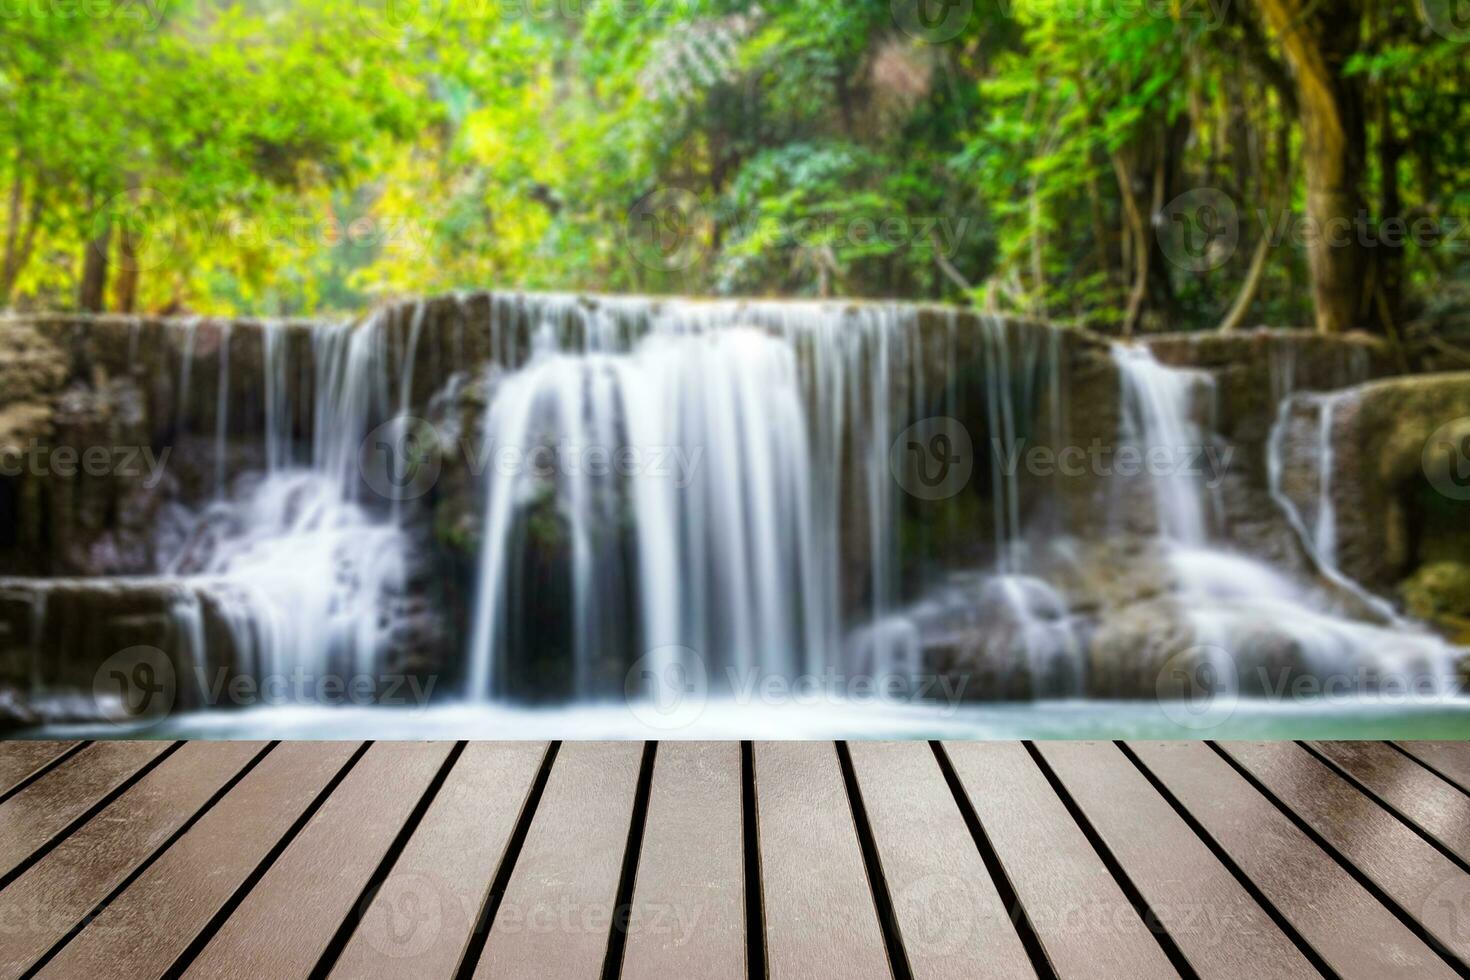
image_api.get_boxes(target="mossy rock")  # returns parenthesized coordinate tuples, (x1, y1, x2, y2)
(1401, 561, 1470, 642)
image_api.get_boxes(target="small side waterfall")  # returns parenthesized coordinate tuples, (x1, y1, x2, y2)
(163, 313, 414, 684)
(1117, 345, 1460, 694)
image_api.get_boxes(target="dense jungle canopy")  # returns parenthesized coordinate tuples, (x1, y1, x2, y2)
(1, 0, 1467, 338)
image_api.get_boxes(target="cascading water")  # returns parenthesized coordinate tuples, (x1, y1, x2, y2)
(162, 312, 413, 686)
(463, 297, 934, 700)
(1116, 345, 1460, 695)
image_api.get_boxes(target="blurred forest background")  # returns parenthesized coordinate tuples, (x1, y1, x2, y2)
(2, 0, 1467, 338)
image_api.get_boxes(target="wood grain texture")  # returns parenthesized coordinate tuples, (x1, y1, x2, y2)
(329, 741, 549, 980)
(619, 742, 745, 980)
(1220, 741, 1470, 965)
(848, 741, 1035, 980)
(473, 740, 646, 980)
(182, 741, 455, 980)
(1394, 742, 1470, 795)
(1308, 741, 1470, 864)
(0, 740, 173, 880)
(0, 741, 81, 797)
(35, 741, 362, 980)
(0, 740, 267, 980)
(1130, 741, 1458, 980)
(753, 741, 891, 980)
(1036, 741, 1315, 980)
(941, 742, 1176, 980)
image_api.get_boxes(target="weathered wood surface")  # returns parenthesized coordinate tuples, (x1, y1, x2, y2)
(0, 738, 1467, 979)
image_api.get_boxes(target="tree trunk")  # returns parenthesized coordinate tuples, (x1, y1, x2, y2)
(79, 219, 112, 313)
(1254, 0, 1368, 334)
(113, 228, 139, 314)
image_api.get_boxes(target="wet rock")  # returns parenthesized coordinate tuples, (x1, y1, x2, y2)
(1308, 373, 1470, 592)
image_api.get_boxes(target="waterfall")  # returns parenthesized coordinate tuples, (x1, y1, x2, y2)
(164, 312, 411, 685)
(174, 317, 201, 431)
(464, 296, 923, 699)
(214, 322, 231, 497)
(1266, 391, 1401, 622)
(1117, 345, 1460, 695)
(1114, 345, 1215, 546)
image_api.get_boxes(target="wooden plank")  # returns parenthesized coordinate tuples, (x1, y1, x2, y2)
(473, 740, 646, 980)
(848, 741, 1035, 980)
(182, 741, 455, 980)
(0, 742, 81, 798)
(1036, 741, 1315, 980)
(35, 741, 362, 980)
(1308, 741, 1470, 866)
(0, 740, 267, 979)
(1394, 742, 1470, 795)
(0, 741, 174, 880)
(1129, 741, 1457, 980)
(1220, 741, 1470, 965)
(329, 742, 549, 979)
(941, 742, 1176, 980)
(752, 741, 890, 980)
(619, 742, 745, 980)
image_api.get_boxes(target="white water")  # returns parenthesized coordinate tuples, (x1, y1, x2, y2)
(163, 313, 411, 684)
(1116, 345, 1460, 694)
(465, 296, 931, 700)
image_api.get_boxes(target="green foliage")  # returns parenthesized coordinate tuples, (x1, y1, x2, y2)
(0, 0, 1465, 331)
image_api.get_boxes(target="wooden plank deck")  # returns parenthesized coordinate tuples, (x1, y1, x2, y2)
(0, 739, 1467, 980)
